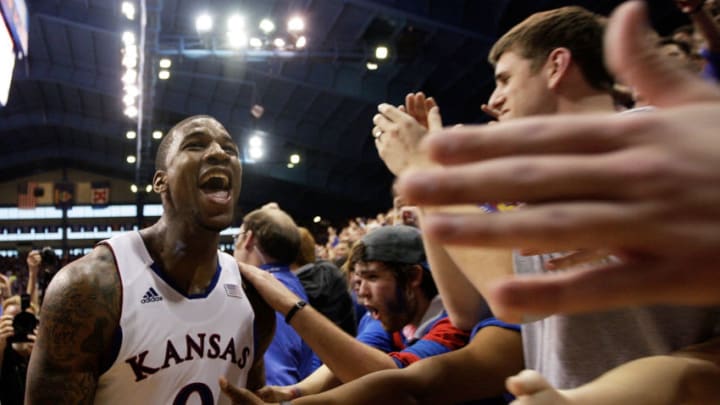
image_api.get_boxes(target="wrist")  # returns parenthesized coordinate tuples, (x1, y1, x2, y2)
(284, 300, 307, 324)
(288, 386, 302, 399)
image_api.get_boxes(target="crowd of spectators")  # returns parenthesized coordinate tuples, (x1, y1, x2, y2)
(5, 1, 720, 403)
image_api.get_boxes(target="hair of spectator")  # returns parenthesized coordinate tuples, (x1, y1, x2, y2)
(488, 6, 614, 92)
(242, 207, 301, 264)
(294, 227, 317, 266)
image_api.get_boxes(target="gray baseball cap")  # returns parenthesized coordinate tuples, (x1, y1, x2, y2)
(361, 225, 426, 265)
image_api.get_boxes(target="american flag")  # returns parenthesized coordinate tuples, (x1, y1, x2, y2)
(17, 182, 37, 209)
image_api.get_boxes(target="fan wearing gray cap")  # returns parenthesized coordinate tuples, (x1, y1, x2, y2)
(348, 225, 439, 336)
(222, 225, 470, 403)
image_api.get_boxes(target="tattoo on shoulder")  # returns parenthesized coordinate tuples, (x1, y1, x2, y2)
(27, 246, 122, 402)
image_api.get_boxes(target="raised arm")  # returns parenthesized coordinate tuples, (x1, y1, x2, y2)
(237, 263, 397, 384)
(26, 250, 41, 310)
(25, 246, 121, 404)
(373, 96, 511, 328)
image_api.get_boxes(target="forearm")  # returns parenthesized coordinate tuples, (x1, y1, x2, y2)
(565, 355, 720, 405)
(292, 369, 423, 405)
(294, 327, 522, 405)
(27, 269, 39, 309)
(288, 306, 397, 382)
(294, 364, 342, 396)
(419, 207, 487, 330)
(421, 205, 514, 323)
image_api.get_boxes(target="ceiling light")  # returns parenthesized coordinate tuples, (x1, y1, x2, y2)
(125, 84, 139, 97)
(130, 184, 138, 193)
(249, 135, 263, 148)
(295, 36, 306, 49)
(227, 31, 248, 48)
(227, 14, 245, 31)
(158, 58, 172, 68)
(158, 70, 170, 80)
(287, 16, 304, 32)
(124, 105, 138, 118)
(375, 45, 389, 60)
(259, 18, 275, 34)
(289, 154, 300, 164)
(249, 146, 263, 160)
(122, 54, 137, 68)
(145, 184, 153, 193)
(249, 37, 263, 48)
(122, 94, 136, 106)
(313, 216, 321, 223)
(152, 130, 163, 139)
(121, 2, 135, 20)
(126, 155, 137, 164)
(273, 38, 285, 49)
(122, 68, 137, 84)
(126, 130, 137, 139)
(124, 45, 138, 58)
(195, 14, 213, 33)
(366, 61, 378, 70)
(122, 31, 135, 45)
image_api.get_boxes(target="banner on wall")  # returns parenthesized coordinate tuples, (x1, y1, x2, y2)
(91, 181, 110, 208)
(53, 182, 75, 209)
(17, 181, 35, 209)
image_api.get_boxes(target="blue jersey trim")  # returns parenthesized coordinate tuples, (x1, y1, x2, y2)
(471, 317, 520, 339)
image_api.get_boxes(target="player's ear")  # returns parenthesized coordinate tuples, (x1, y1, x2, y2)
(153, 171, 167, 193)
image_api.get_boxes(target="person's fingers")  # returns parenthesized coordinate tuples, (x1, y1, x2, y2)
(425, 96, 437, 110)
(378, 103, 414, 125)
(489, 257, 720, 318)
(605, 1, 720, 107)
(219, 377, 265, 405)
(256, 386, 292, 402)
(426, 106, 443, 132)
(399, 153, 642, 206)
(506, 369, 553, 398)
(421, 113, 633, 166)
(405, 93, 420, 119)
(405, 93, 414, 111)
(417, 202, 654, 252)
(372, 113, 395, 131)
(237, 262, 264, 281)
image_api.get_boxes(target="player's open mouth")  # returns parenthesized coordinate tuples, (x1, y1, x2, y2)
(199, 172, 231, 201)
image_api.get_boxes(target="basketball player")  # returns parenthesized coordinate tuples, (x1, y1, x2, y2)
(25, 115, 274, 404)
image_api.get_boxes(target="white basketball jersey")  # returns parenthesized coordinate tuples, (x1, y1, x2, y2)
(94, 232, 255, 405)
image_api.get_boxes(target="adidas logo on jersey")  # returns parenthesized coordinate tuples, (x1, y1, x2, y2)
(140, 287, 163, 304)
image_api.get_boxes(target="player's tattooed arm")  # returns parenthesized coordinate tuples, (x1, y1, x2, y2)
(25, 245, 122, 404)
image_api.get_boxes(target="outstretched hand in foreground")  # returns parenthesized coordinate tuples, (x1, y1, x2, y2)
(396, 1, 720, 318)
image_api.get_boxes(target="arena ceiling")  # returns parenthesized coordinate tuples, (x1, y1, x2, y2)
(0, 0, 688, 223)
